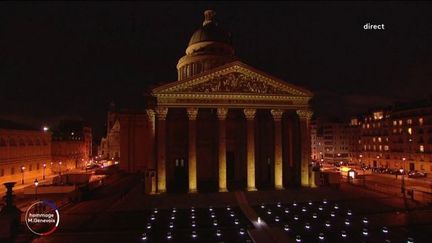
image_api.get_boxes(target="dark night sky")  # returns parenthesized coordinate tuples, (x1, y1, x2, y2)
(1, 2, 432, 140)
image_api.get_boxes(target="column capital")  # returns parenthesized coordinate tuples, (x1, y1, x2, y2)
(243, 108, 256, 120)
(186, 107, 199, 120)
(296, 110, 313, 120)
(146, 109, 155, 120)
(271, 109, 284, 121)
(217, 108, 228, 120)
(155, 106, 168, 120)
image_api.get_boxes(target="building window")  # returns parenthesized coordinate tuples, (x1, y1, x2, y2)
(379, 145, 382, 151)
(399, 120, 403, 126)
(378, 137, 382, 142)
(373, 137, 376, 142)
(373, 111, 383, 120)
(9, 138, 17, 146)
(393, 120, 397, 126)
(384, 145, 389, 151)
(407, 119, 412, 125)
(420, 145, 424, 152)
(419, 117, 424, 126)
(408, 127, 412, 135)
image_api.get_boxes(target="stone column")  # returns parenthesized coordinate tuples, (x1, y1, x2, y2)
(271, 109, 284, 190)
(244, 108, 257, 191)
(146, 109, 156, 166)
(156, 106, 168, 193)
(187, 107, 198, 193)
(217, 108, 228, 192)
(146, 109, 157, 194)
(297, 110, 313, 187)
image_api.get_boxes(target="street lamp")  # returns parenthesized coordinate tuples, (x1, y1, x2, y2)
(43, 163, 46, 180)
(59, 161, 62, 176)
(34, 179, 39, 200)
(21, 166, 25, 184)
(401, 157, 406, 194)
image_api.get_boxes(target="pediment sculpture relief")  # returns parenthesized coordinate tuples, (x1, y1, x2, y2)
(183, 72, 291, 94)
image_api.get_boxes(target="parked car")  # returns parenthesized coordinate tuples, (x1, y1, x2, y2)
(408, 170, 427, 178)
(361, 165, 371, 170)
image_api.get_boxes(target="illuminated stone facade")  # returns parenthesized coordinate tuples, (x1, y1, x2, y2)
(98, 104, 120, 160)
(51, 126, 92, 172)
(311, 120, 351, 164)
(0, 122, 52, 185)
(349, 104, 432, 175)
(118, 10, 314, 192)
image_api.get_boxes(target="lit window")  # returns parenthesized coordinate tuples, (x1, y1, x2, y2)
(384, 145, 389, 151)
(407, 119, 412, 125)
(386, 137, 389, 142)
(373, 111, 383, 120)
(393, 129, 397, 133)
(419, 118, 423, 126)
(420, 145, 424, 152)
(393, 120, 397, 126)
(363, 145, 367, 151)
(399, 120, 403, 126)
(408, 128, 412, 135)
(373, 145, 376, 151)
(366, 124, 370, 129)
(379, 145, 382, 151)
(378, 137, 382, 142)
(373, 137, 376, 142)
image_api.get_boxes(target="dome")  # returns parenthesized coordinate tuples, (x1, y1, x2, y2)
(188, 10, 232, 46)
(177, 10, 237, 80)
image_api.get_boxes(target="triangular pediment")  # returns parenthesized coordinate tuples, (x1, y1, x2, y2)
(152, 61, 312, 97)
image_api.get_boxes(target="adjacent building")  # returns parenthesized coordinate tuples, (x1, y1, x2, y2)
(98, 103, 120, 160)
(349, 101, 432, 175)
(0, 120, 52, 185)
(51, 120, 92, 172)
(311, 119, 350, 164)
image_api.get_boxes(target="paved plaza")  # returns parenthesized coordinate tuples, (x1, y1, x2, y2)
(15, 174, 431, 243)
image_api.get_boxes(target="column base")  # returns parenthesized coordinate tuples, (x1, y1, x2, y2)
(275, 185, 285, 190)
(219, 188, 228, 192)
(188, 189, 198, 193)
(247, 187, 257, 191)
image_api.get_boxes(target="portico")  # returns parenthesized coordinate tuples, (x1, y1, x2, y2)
(151, 62, 313, 193)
